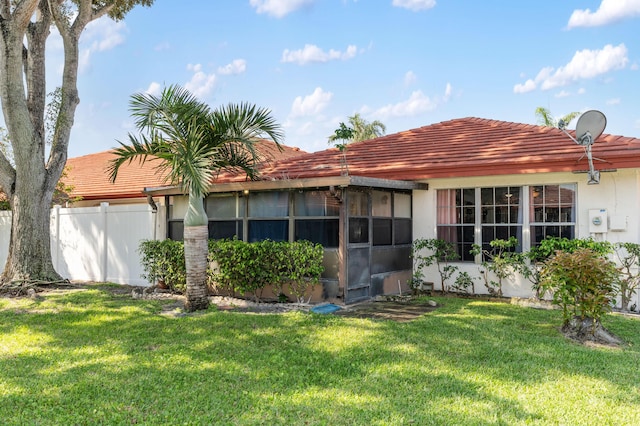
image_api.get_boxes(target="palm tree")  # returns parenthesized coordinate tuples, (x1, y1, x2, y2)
(327, 114, 386, 175)
(349, 113, 386, 142)
(535, 107, 580, 128)
(109, 85, 283, 311)
(328, 113, 386, 146)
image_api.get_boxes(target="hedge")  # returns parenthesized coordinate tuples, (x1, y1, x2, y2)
(139, 238, 324, 302)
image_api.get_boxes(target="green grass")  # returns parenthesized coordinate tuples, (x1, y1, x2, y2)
(1, 287, 639, 425)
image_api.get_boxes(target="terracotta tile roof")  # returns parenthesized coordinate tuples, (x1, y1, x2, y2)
(65, 117, 640, 198)
(234, 117, 640, 182)
(65, 140, 305, 200)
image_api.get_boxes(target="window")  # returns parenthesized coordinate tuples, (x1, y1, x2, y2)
(371, 191, 413, 246)
(294, 190, 340, 217)
(248, 220, 288, 242)
(247, 192, 289, 242)
(206, 195, 245, 240)
(208, 221, 243, 240)
(348, 191, 369, 244)
(530, 184, 576, 246)
(372, 190, 392, 217)
(248, 192, 288, 217)
(295, 219, 339, 247)
(437, 188, 476, 261)
(294, 190, 340, 247)
(480, 187, 522, 252)
(349, 218, 369, 244)
(206, 195, 245, 218)
(436, 184, 576, 261)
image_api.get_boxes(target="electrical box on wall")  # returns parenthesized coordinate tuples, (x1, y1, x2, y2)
(588, 209, 608, 233)
(609, 215, 627, 231)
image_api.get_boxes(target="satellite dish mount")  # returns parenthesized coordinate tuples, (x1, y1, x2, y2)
(558, 110, 607, 184)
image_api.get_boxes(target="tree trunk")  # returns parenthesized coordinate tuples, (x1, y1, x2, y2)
(562, 316, 623, 346)
(183, 225, 209, 312)
(1, 182, 60, 284)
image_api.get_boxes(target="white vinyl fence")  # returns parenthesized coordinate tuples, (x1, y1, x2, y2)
(0, 203, 161, 286)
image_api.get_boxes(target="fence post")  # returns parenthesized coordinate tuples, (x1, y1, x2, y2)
(52, 205, 61, 271)
(100, 202, 109, 282)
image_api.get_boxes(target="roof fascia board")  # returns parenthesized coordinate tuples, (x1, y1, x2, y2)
(143, 176, 427, 196)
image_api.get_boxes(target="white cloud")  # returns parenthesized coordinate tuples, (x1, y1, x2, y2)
(578, 87, 587, 95)
(567, 0, 640, 28)
(392, 0, 436, 12)
(374, 90, 437, 118)
(606, 98, 621, 105)
(154, 42, 171, 51)
(290, 87, 333, 117)
(404, 71, 417, 86)
(513, 79, 537, 94)
(185, 63, 217, 99)
(78, 17, 127, 73)
(443, 82, 452, 101)
(555, 90, 570, 98)
(282, 44, 358, 65)
(250, 0, 314, 18)
(146, 82, 162, 96)
(217, 59, 247, 75)
(513, 44, 628, 93)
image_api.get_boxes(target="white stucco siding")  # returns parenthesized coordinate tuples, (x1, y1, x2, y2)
(411, 170, 640, 304)
(414, 170, 640, 245)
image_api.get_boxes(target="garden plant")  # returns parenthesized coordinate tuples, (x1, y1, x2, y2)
(538, 247, 621, 344)
(411, 238, 460, 293)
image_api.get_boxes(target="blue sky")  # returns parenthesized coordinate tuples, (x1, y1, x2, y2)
(52, 0, 640, 157)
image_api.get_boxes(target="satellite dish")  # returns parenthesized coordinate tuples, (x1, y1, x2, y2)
(557, 110, 607, 184)
(575, 110, 606, 146)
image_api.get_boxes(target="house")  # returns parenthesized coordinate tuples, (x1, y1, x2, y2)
(53, 117, 640, 306)
(0, 140, 306, 285)
(64, 140, 306, 207)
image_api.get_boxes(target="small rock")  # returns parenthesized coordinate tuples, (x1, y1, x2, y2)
(27, 288, 38, 299)
(427, 300, 437, 307)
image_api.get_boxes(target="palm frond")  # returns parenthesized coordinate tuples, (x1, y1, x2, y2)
(211, 102, 284, 147)
(108, 133, 172, 183)
(110, 85, 283, 197)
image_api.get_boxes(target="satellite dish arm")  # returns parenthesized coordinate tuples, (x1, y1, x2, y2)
(558, 124, 580, 145)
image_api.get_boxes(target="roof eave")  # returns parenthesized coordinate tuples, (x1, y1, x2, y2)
(143, 175, 428, 196)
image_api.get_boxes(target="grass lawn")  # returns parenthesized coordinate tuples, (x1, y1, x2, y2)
(1, 286, 639, 425)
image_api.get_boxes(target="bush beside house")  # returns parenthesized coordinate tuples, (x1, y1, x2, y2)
(413, 236, 640, 344)
(139, 239, 324, 302)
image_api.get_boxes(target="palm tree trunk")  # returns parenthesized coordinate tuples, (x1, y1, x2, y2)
(183, 225, 210, 311)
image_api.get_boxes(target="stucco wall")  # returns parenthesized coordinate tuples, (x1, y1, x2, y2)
(412, 170, 640, 307)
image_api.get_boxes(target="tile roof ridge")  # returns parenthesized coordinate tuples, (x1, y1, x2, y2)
(67, 149, 116, 161)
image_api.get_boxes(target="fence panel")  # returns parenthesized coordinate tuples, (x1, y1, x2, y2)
(0, 211, 11, 269)
(0, 204, 157, 286)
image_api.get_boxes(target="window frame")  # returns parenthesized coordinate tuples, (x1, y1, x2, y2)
(436, 184, 577, 262)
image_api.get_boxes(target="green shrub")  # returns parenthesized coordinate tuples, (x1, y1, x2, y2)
(281, 240, 324, 303)
(538, 248, 619, 325)
(526, 237, 613, 297)
(471, 237, 527, 297)
(138, 239, 186, 292)
(528, 236, 612, 263)
(411, 238, 459, 293)
(208, 239, 282, 300)
(451, 271, 477, 294)
(613, 242, 640, 311)
(208, 239, 324, 302)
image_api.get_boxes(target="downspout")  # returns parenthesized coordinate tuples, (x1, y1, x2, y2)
(147, 195, 158, 240)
